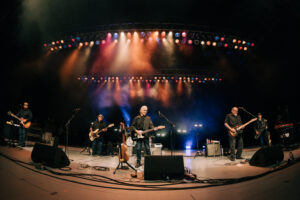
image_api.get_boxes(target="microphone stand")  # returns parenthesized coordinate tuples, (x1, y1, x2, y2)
(239, 107, 256, 118)
(64, 109, 80, 154)
(158, 111, 176, 156)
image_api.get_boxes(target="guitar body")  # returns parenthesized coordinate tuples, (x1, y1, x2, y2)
(118, 122, 130, 161)
(131, 126, 165, 141)
(89, 123, 114, 142)
(20, 118, 31, 129)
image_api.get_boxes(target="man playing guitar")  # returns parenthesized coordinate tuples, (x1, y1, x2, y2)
(90, 114, 107, 156)
(16, 102, 32, 147)
(253, 113, 270, 146)
(224, 107, 245, 161)
(131, 105, 160, 168)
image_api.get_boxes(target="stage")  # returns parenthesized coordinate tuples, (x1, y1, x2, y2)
(1, 143, 300, 200)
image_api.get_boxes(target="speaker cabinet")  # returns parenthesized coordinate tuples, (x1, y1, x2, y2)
(206, 143, 221, 156)
(144, 155, 184, 180)
(31, 143, 70, 168)
(250, 145, 284, 167)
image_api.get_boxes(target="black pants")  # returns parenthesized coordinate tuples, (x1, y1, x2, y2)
(260, 130, 270, 146)
(136, 138, 151, 164)
(229, 135, 243, 158)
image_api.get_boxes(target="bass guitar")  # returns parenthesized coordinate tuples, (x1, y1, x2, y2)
(89, 123, 114, 141)
(132, 125, 165, 141)
(228, 118, 257, 137)
(7, 111, 31, 129)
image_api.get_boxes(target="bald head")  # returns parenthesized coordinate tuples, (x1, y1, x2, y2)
(231, 107, 238, 116)
(140, 105, 148, 116)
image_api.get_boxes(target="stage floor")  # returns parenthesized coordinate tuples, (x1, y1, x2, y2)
(1, 143, 300, 200)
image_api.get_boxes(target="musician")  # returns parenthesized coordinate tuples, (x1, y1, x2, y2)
(131, 105, 157, 168)
(253, 113, 270, 146)
(17, 102, 32, 147)
(224, 107, 244, 161)
(90, 114, 107, 156)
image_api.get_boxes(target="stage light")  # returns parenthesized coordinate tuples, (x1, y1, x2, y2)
(177, 129, 182, 133)
(155, 31, 159, 37)
(234, 45, 238, 49)
(221, 37, 225, 41)
(141, 32, 146, 37)
(56, 40, 60, 44)
(101, 40, 106, 44)
(162, 38, 166, 42)
(206, 41, 211, 46)
(212, 42, 217, 46)
(182, 129, 187, 133)
(89, 41, 94, 45)
(242, 40, 246, 44)
(68, 44, 71, 48)
(244, 47, 248, 51)
(52, 41, 55, 45)
(185, 145, 191, 150)
(61, 40, 64, 44)
(201, 41, 205, 45)
(147, 32, 152, 37)
(50, 47, 54, 51)
(127, 32, 131, 38)
(59, 45, 62, 49)
(79, 42, 83, 46)
(215, 36, 220, 40)
(175, 32, 180, 37)
(247, 42, 251, 46)
(168, 31, 173, 37)
(84, 41, 89, 46)
(113, 33, 118, 38)
(224, 43, 228, 47)
(95, 40, 100, 45)
(72, 38, 75, 42)
(239, 46, 243, 50)
(43, 43, 47, 47)
(232, 39, 237, 43)
(251, 43, 255, 47)
(175, 39, 180, 44)
(237, 40, 241, 44)
(188, 39, 193, 44)
(182, 31, 187, 37)
(133, 31, 138, 37)
(161, 31, 166, 37)
(114, 39, 118, 43)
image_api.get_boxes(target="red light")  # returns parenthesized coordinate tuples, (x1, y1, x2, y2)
(56, 41, 59, 44)
(182, 32, 187, 37)
(43, 43, 47, 47)
(188, 40, 193, 44)
(161, 31, 166, 37)
(206, 41, 211, 46)
(237, 40, 241, 44)
(239, 46, 243, 50)
(224, 43, 228, 47)
(221, 37, 225, 41)
(85, 42, 89, 46)
(127, 32, 131, 38)
(68, 44, 71, 48)
(101, 40, 106, 44)
(107, 33, 112, 38)
(251, 43, 255, 47)
(72, 38, 75, 42)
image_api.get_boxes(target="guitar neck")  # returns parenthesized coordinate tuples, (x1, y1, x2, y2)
(11, 114, 22, 121)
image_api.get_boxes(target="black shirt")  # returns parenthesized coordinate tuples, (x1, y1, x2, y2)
(254, 119, 268, 132)
(17, 108, 33, 122)
(90, 120, 107, 131)
(224, 113, 242, 128)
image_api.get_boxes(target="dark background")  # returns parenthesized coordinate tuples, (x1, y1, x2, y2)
(1, 0, 299, 149)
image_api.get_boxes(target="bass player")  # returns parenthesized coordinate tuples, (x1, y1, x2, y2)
(90, 114, 107, 156)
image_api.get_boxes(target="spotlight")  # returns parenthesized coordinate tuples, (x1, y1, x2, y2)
(168, 31, 173, 37)
(251, 43, 255, 47)
(79, 42, 83, 46)
(161, 31, 166, 37)
(175, 39, 180, 44)
(234, 45, 238, 49)
(72, 38, 75, 42)
(155, 31, 159, 37)
(140, 32, 146, 37)
(212, 42, 217, 46)
(185, 145, 191, 150)
(188, 39, 193, 44)
(95, 40, 100, 45)
(206, 41, 211, 46)
(220, 37, 225, 41)
(244, 47, 248, 51)
(175, 32, 180, 37)
(84, 41, 89, 46)
(60, 40, 64, 44)
(201, 41, 205, 45)
(101, 40, 106, 44)
(68, 44, 72, 48)
(232, 39, 237, 43)
(242, 40, 246, 44)
(182, 31, 187, 37)
(52, 41, 55, 45)
(215, 36, 220, 40)
(224, 43, 228, 47)
(127, 32, 131, 38)
(113, 33, 118, 38)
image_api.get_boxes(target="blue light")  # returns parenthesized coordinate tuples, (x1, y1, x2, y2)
(215, 36, 220, 41)
(76, 36, 80, 41)
(113, 33, 118, 38)
(141, 32, 146, 37)
(185, 145, 191, 150)
(175, 32, 180, 37)
(95, 40, 100, 45)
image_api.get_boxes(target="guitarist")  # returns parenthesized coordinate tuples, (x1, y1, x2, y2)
(253, 113, 270, 146)
(16, 102, 32, 147)
(131, 105, 158, 168)
(90, 114, 107, 156)
(224, 107, 244, 161)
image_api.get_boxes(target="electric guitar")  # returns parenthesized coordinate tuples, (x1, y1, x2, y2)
(228, 118, 257, 137)
(132, 125, 165, 141)
(7, 111, 31, 129)
(89, 123, 114, 141)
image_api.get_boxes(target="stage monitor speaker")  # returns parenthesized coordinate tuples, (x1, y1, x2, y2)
(144, 155, 184, 180)
(31, 143, 70, 168)
(249, 145, 284, 167)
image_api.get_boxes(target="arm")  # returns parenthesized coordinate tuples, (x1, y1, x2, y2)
(224, 123, 235, 133)
(27, 110, 33, 122)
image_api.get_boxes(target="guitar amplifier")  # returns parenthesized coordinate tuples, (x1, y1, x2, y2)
(206, 143, 221, 157)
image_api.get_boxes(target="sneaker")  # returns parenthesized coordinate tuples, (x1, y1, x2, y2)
(236, 156, 244, 159)
(229, 157, 236, 161)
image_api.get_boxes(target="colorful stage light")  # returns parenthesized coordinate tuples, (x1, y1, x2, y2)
(244, 47, 248, 51)
(52, 41, 55, 45)
(61, 40, 64, 43)
(232, 39, 237, 43)
(72, 38, 75, 42)
(206, 41, 211, 46)
(234, 45, 238, 49)
(224, 43, 228, 47)
(113, 33, 118, 38)
(161, 31, 166, 37)
(242, 40, 246, 44)
(212, 42, 217, 46)
(215, 36, 219, 40)
(68, 44, 72, 48)
(127, 32, 131, 38)
(101, 40, 106, 44)
(79, 42, 83, 46)
(251, 43, 255, 47)
(201, 41, 205, 45)
(182, 32, 187, 37)
(175, 39, 180, 44)
(188, 39, 193, 44)
(84, 41, 89, 46)
(175, 32, 180, 37)
(140, 32, 146, 37)
(221, 37, 225, 41)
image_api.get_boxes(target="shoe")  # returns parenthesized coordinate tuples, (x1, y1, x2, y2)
(236, 156, 244, 159)
(135, 163, 141, 168)
(229, 157, 236, 161)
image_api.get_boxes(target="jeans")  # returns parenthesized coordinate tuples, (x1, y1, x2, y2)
(136, 138, 151, 164)
(260, 130, 270, 146)
(229, 134, 243, 158)
(18, 127, 27, 147)
(92, 138, 103, 155)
